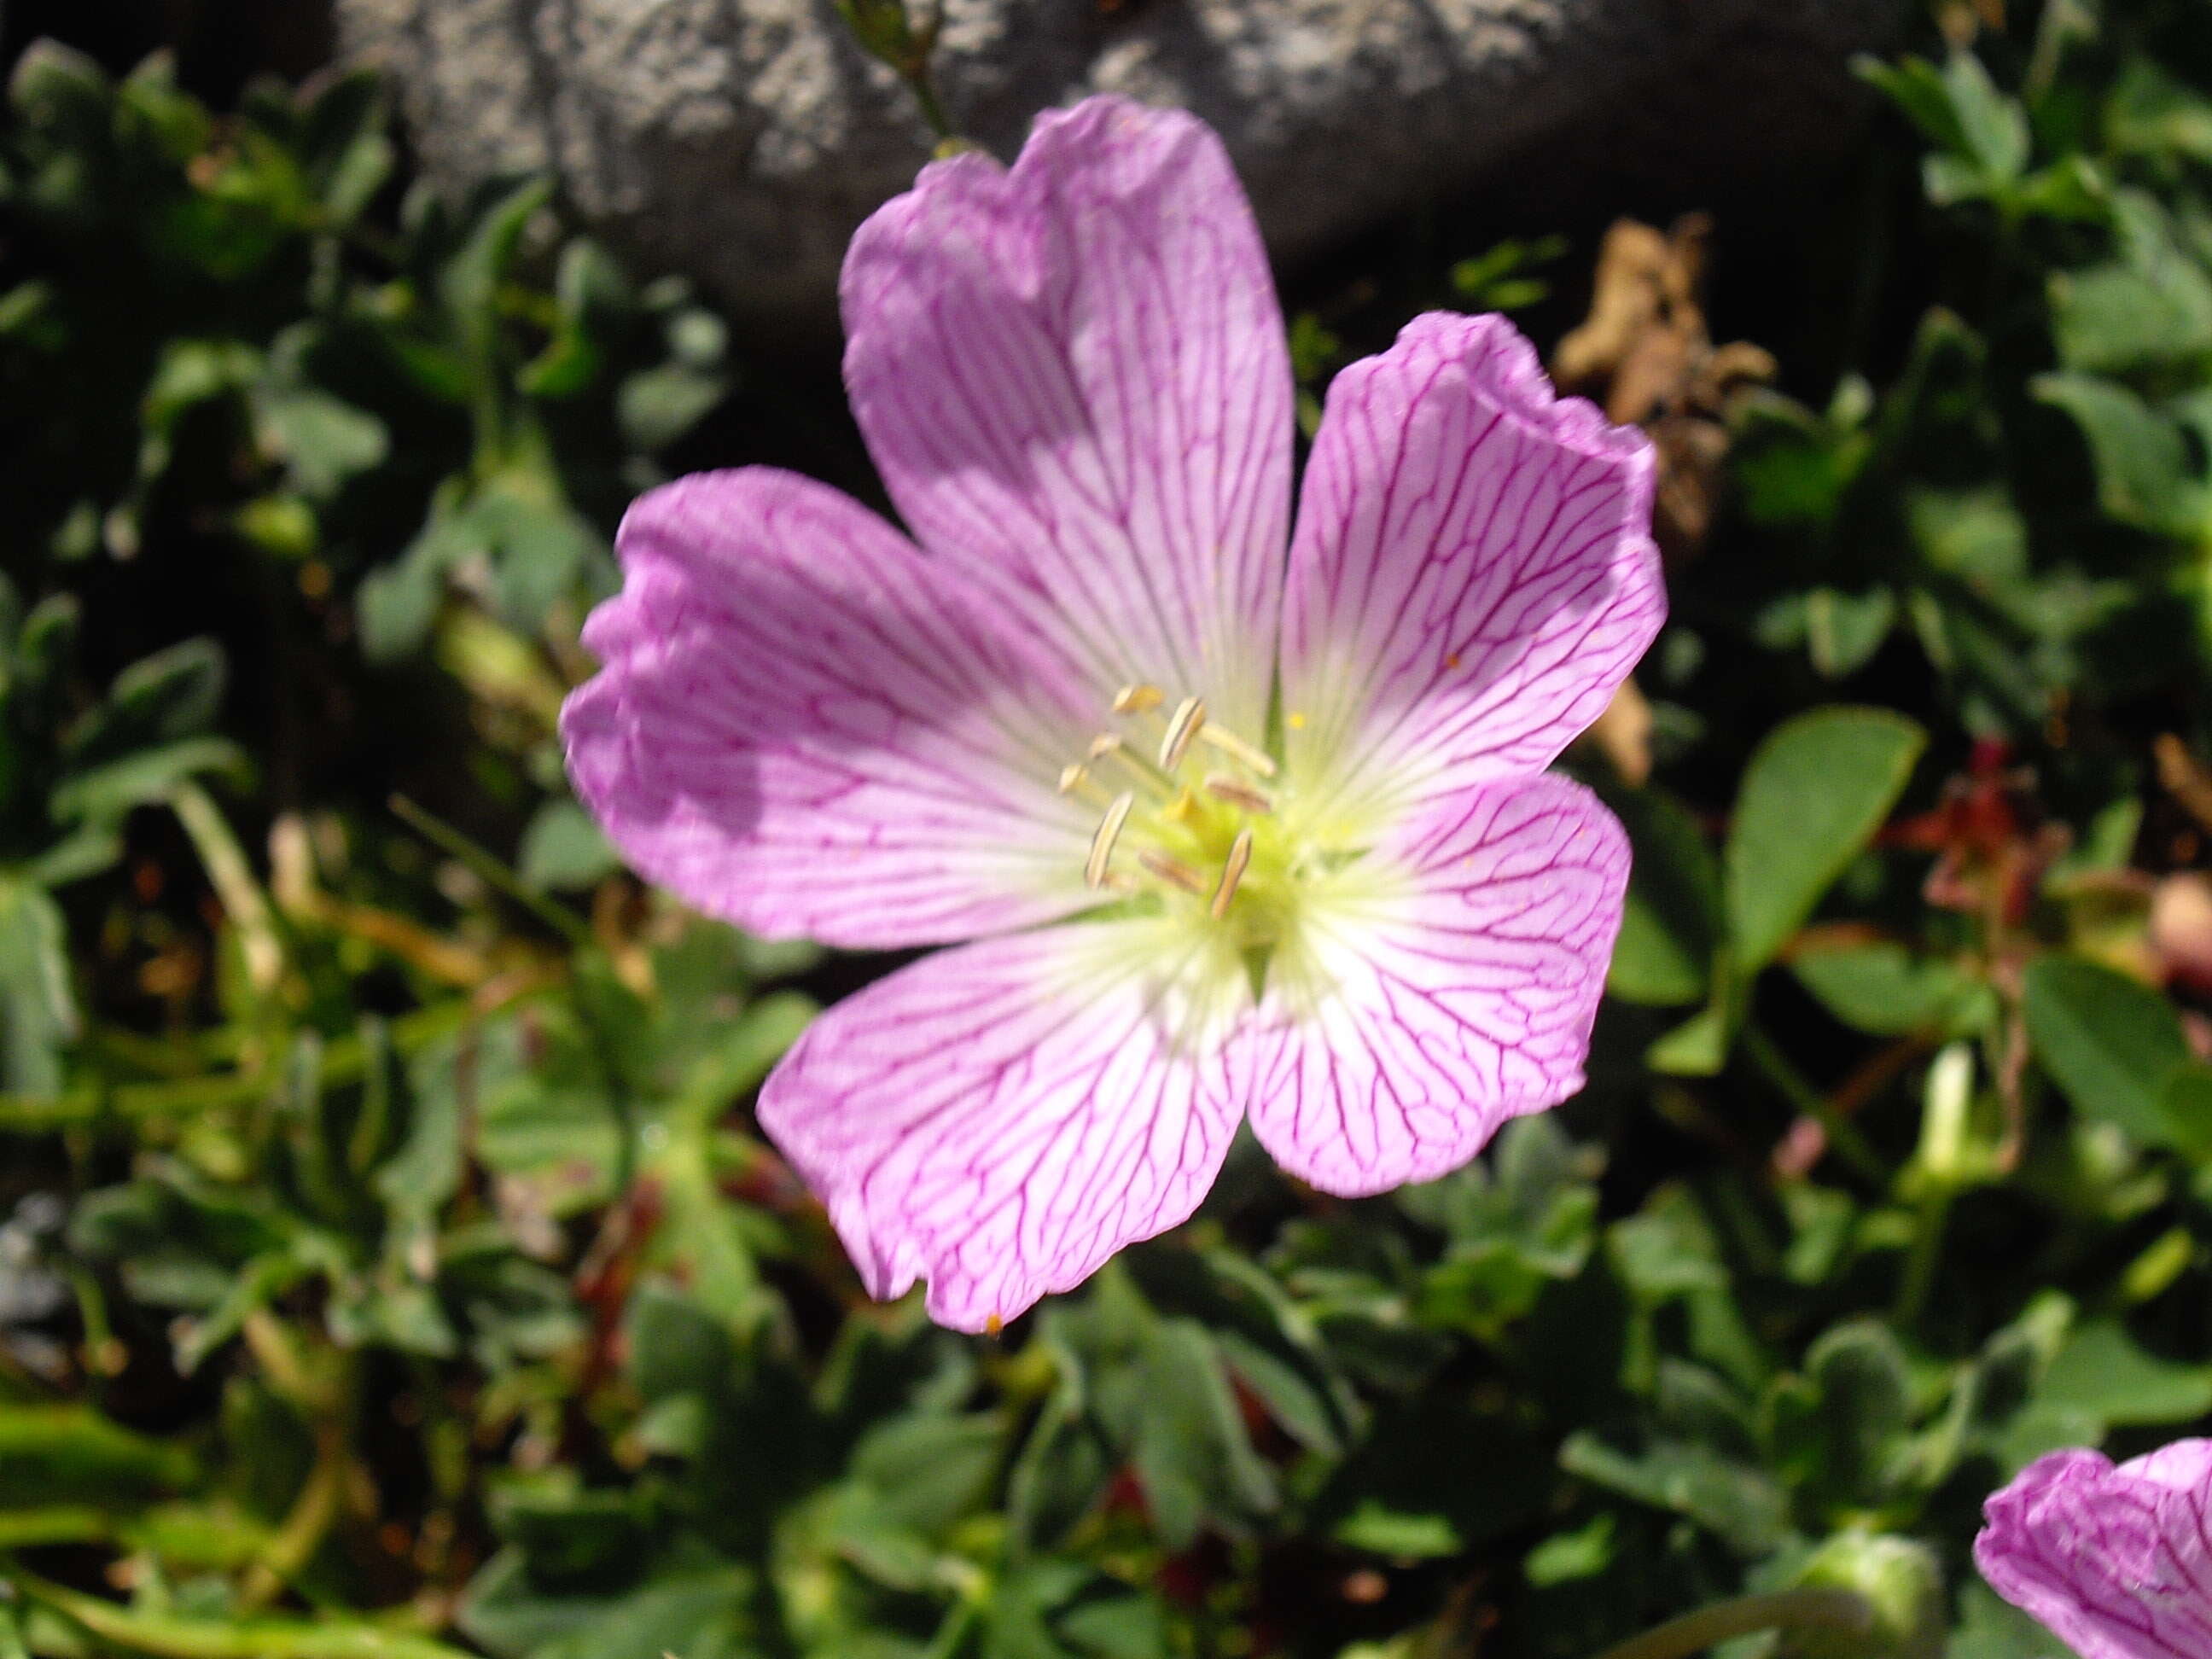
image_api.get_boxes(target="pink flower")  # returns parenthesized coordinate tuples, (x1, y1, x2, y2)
(562, 96, 1664, 1332)
(1976, 1441, 2212, 1659)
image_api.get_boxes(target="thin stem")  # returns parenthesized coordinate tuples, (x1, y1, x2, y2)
(0, 998, 477, 1132)
(240, 1421, 348, 1610)
(1741, 1024, 1889, 1185)
(387, 795, 591, 949)
(906, 73, 954, 143)
(1895, 1186, 1956, 1327)
(171, 782, 286, 996)
(1589, 1588, 1874, 1659)
(917, 1595, 980, 1659)
(6, 1563, 469, 1659)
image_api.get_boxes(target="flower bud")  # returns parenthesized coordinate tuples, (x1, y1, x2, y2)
(1778, 1532, 1944, 1659)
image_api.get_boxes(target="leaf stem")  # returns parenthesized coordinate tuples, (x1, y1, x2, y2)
(387, 795, 591, 949)
(1895, 1186, 1955, 1326)
(1588, 1587, 1874, 1659)
(170, 782, 286, 996)
(7, 1562, 470, 1659)
(1741, 1023, 1889, 1185)
(0, 998, 477, 1132)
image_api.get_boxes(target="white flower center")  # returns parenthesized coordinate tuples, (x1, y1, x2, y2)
(1057, 683, 1357, 958)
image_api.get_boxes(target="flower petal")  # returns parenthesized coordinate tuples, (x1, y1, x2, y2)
(562, 468, 1103, 950)
(1976, 1443, 2212, 1659)
(1244, 774, 1628, 1195)
(841, 96, 1293, 734)
(1279, 313, 1665, 830)
(758, 922, 1254, 1331)
(2125, 1439, 2212, 1494)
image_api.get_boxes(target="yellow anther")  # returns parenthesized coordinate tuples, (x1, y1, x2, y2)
(1113, 683, 1166, 714)
(1159, 696, 1207, 771)
(1162, 788, 1200, 824)
(1057, 764, 1088, 795)
(1196, 723, 1278, 778)
(1287, 712, 1307, 731)
(1203, 774, 1273, 815)
(1211, 829, 1254, 920)
(1088, 733, 1123, 762)
(1086, 792, 1135, 889)
(1138, 849, 1210, 895)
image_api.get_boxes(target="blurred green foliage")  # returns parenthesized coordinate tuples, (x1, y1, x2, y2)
(2, 4, 2212, 1658)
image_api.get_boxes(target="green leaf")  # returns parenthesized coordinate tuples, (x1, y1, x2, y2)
(2050, 223, 2212, 374)
(0, 878, 74, 1096)
(2033, 373, 2203, 537)
(1313, 1394, 1551, 1558)
(1804, 587, 1897, 678)
(2023, 956, 2192, 1145)
(1129, 1320, 1277, 1549)
(616, 364, 730, 453)
(1647, 1000, 1732, 1077)
(2107, 56, 2212, 165)
(298, 72, 394, 224)
(1856, 55, 1972, 155)
(49, 736, 248, 825)
(1725, 707, 1926, 972)
(357, 548, 449, 662)
(1767, 1321, 1915, 1511)
(2040, 1320, 2212, 1427)
(1790, 942, 1995, 1037)
(1558, 1429, 1788, 1557)
(439, 177, 554, 371)
(0, 1405, 195, 1505)
(1943, 50, 2032, 183)
(2159, 1064, 2212, 1157)
(856, 1415, 1003, 1536)
(519, 800, 618, 892)
(89, 637, 228, 750)
(460, 1551, 754, 1659)
(253, 383, 389, 502)
(1605, 788, 1720, 1008)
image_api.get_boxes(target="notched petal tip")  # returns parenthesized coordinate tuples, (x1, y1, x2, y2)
(1284, 310, 1668, 817)
(1974, 1441, 2212, 1659)
(756, 927, 1249, 1335)
(1245, 776, 1631, 1198)
(837, 89, 1293, 736)
(559, 467, 1098, 951)
(1396, 310, 1658, 492)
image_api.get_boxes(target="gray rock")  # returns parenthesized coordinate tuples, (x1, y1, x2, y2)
(335, 0, 1906, 324)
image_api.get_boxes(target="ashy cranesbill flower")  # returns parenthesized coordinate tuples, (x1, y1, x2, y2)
(1976, 1440, 2212, 1658)
(562, 96, 1664, 1332)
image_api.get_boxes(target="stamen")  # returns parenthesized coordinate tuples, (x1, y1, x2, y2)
(1057, 764, 1089, 795)
(1086, 792, 1135, 889)
(1138, 849, 1209, 895)
(1159, 696, 1207, 771)
(1088, 731, 1175, 798)
(1113, 683, 1166, 714)
(1203, 774, 1273, 815)
(1211, 829, 1254, 920)
(1196, 724, 1278, 778)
